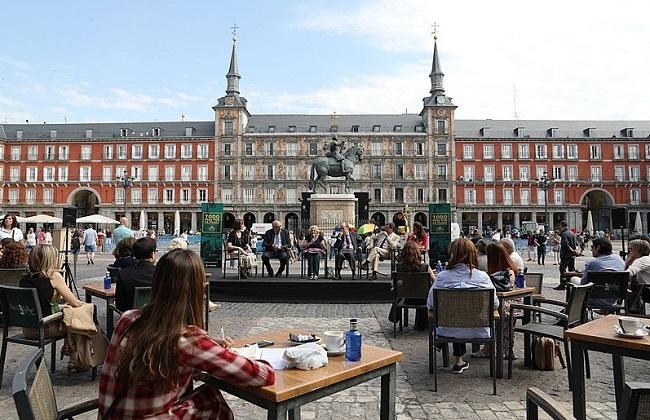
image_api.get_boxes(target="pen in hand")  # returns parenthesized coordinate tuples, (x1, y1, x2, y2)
(221, 326, 225, 342)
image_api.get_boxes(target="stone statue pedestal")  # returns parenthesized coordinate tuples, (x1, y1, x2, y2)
(308, 194, 357, 232)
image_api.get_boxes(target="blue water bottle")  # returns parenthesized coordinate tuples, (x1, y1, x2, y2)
(515, 269, 525, 289)
(345, 318, 362, 362)
(103, 271, 112, 290)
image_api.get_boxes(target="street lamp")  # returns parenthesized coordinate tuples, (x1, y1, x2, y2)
(116, 175, 135, 218)
(537, 171, 554, 234)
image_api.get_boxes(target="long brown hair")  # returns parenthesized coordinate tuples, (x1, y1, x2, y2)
(486, 242, 517, 274)
(114, 249, 205, 391)
(447, 238, 478, 276)
(400, 241, 422, 271)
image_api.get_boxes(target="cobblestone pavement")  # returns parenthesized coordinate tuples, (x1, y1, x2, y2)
(0, 245, 646, 419)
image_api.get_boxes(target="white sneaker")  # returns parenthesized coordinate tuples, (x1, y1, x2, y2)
(208, 301, 220, 312)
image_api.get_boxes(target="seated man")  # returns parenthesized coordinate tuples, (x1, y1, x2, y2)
(262, 221, 290, 277)
(360, 222, 401, 279)
(570, 237, 625, 309)
(334, 222, 360, 279)
(115, 237, 157, 312)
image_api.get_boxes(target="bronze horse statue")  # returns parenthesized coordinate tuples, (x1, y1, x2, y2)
(308, 145, 363, 193)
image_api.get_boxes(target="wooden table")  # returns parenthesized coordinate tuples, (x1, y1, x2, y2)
(204, 330, 403, 420)
(565, 315, 650, 420)
(496, 286, 535, 378)
(83, 281, 116, 337)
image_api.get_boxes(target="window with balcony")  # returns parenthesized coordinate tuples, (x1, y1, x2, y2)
(437, 164, 447, 179)
(197, 189, 207, 203)
(81, 145, 92, 160)
(164, 189, 175, 204)
(11, 146, 20, 161)
(181, 188, 190, 204)
(245, 143, 254, 156)
(181, 144, 191, 159)
(0, 146, 4, 160)
(520, 189, 530, 205)
(43, 189, 53, 204)
(437, 143, 447, 156)
(103, 145, 113, 160)
(629, 166, 640, 182)
(223, 144, 231, 157)
(244, 188, 255, 203)
(198, 165, 208, 182)
(286, 164, 297, 180)
(629, 145, 639, 160)
(286, 143, 297, 156)
(463, 166, 475, 181)
(243, 165, 254, 180)
(502, 165, 513, 181)
(103, 166, 112, 182)
(415, 142, 424, 156)
(43, 167, 54, 182)
(148, 144, 160, 159)
(590, 145, 601, 160)
(266, 142, 275, 156)
(552, 144, 564, 159)
(132, 144, 143, 159)
(374, 188, 382, 203)
(590, 166, 602, 181)
(554, 189, 564, 205)
(614, 145, 624, 159)
(504, 189, 513, 205)
(371, 142, 382, 156)
(535, 144, 547, 159)
(10, 167, 20, 182)
(116, 166, 127, 178)
(27, 146, 38, 160)
(165, 166, 175, 181)
(614, 166, 625, 182)
(518, 143, 530, 159)
(58, 166, 68, 182)
(568, 166, 578, 182)
(131, 188, 142, 205)
(438, 188, 448, 202)
(164, 144, 176, 159)
(286, 188, 297, 204)
(266, 164, 275, 180)
(26, 189, 36, 204)
(79, 166, 91, 182)
(393, 142, 403, 156)
(463, 144, 473, 159)
(414, 164, 426, 180)
(485, 189, 495, 205)
(646, 145, 650, 160)
(553, 166, 564, 181)
(222, 188, 232, 203)
(394, 164, 404, 180)
(265, 188, 275, 203)
(223, 165, 232, 181)
(394, 187, 404, 202)
(464, 189, 476, 204)
(148, 188, 158, 204)
(117, 145, 127, 159)
(197, 144, 209, 159)
(630, 189, 641, 205)
(483, 144, 494, 160)
(309, 142, 318, 156)
(417, 188, 425, 203)
(372, 164, 382, 179)
(502, 144, 513, 159)
(536, 166, 547, 180)
(25, 167, 37, 182)
(484, 165, 495, 182)
(537, 189, 545, 205)
(181, 166, 192, 181)
(519, 166, 529, 181)
(9, 189, 18, 205)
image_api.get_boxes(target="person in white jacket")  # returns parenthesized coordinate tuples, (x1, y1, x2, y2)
(626, 239, 650, 286)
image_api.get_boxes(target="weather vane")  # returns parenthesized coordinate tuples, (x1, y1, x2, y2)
(231, 24, 239, 42)
(431, 22, 439, 41)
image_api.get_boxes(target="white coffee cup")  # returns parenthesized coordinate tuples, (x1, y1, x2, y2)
(619, 316, 641, 334)
(323, 330, 345, 350)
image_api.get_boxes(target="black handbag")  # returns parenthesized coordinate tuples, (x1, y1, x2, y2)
(490, 270, 513, 292)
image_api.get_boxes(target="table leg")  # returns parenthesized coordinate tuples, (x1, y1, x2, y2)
(523, 295, 531, 367)
(612, 354, 625, 419)
(106, 300, 114, 338)
(496, 300, 504, 379)
(85, 293, 91, 304)
(570, 340, 586, 420)
(267, 403, 288, 420)
(380, 363, 396, 420)
(289, 406, 301, 420)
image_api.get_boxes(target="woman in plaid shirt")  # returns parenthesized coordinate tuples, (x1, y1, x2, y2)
(98, 249, 275, 419)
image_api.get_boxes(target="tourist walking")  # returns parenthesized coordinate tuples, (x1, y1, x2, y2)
(83, 224, 98, 265)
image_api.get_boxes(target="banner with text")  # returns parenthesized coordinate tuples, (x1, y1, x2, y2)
(428, 203, 452, 266)
(201, 203, 224, 267)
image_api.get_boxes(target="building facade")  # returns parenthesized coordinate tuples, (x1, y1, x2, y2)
(1, 38, 649, 234)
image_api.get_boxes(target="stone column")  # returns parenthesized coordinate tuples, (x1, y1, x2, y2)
(530, 212, 537, 226)
(158, 213, 164, 233)
(456, 210, 463, 226)
(514, 212, 520, 228)
(191, 212, 198, 233)
(497, 212, 503, 230)
(477, 210, 484, 233)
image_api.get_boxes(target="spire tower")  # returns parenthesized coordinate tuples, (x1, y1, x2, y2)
(225, 25, 240, 96)
(423, 23, 452, 108)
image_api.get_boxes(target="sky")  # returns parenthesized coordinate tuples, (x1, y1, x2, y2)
(1, 0, 649, 124)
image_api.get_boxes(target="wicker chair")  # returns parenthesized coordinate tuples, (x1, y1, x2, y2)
(622, 382, 650, 420)
(525, 387, 573, 420)
(13, 348, 98, 420)
(429, 287, 497, 394)
(391, 272, 431, 337)
(508, 282, 594, 389)
(521, 272, 544, 322)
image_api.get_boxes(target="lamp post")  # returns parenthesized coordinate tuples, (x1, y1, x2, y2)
(116, 175, 135, 219)
(537, 171, 554, 234)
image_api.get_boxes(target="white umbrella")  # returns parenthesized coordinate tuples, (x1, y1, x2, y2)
(139, 210, 146, 231)
(635, 211, 643, 234)
(76, 214, 120, 224)
(23, 214, 62, 224)
(2, 215, 29, 223)
(586, 211, 594, 236)
(174, 210, 181, 235)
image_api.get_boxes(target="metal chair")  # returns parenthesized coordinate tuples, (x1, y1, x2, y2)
(429, 287, 497, 394)
(508, 282, 594, 389)
(585, 271, 630, 316)
(621, 382, 650, 420)
(522, 272, 544, 322)
(0, 267, 28, 287)
(13, 348, 98, 420)
(300, 245, 329, 279)
(107, 265, 121, 284)
(391, 272, 431, 337)
(525, 387, 573, 420)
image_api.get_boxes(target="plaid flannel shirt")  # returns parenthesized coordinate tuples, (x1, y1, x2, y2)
(98, 310, 275, 419)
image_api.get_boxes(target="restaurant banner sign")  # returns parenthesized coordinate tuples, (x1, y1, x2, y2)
(428, 203, 451, 265)
(200, 203, 224, 267)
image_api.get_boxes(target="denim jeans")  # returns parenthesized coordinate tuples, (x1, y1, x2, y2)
(306, 252, 321, 276)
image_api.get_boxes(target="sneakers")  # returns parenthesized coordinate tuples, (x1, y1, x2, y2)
(208, 301, 220, 312)
(452, 361, 470, 374)
(471, 350, 490, 359)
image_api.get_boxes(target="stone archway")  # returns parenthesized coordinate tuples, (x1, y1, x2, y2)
(70, 189, 100, 217)
(370, 212, 386, 227)
(285, 212, 299, 232)
(263, 212, 275, 223)
(414, 212, 428, 227)
(580, 188, 615, 232)
(243, 213, 256, 230)
(223, 212, 236, 231)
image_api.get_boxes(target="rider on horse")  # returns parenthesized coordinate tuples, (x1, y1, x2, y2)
(325, 135, 346, 163)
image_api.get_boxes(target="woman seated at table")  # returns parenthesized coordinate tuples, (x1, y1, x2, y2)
(112, 237, 137, 269)
(0, 239, 28, 268)
(625, 238, 650, 310)
(406, 221, 429, 253)
(427, 238, 498, 374)
(19, 244, 84, 338)
(301, 225, 326, 280)
(98, 248, 275, 418)
(226, 219, 256, 279)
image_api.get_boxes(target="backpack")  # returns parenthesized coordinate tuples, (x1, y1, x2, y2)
(532, 337, 565, 371)
(71, 236, 81, 250)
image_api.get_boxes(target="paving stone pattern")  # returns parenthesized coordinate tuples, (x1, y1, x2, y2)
(0, 246, 647, 418)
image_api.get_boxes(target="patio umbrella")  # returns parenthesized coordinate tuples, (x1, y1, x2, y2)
(586, 211, 594, 236)
(174, 210, 181, 235)
(139, 210, 146, 231)
(635, 211, 643, 234)
(76, 214, 120, 225)
(3, 215, 29, 223)
(23, 214, 62, 224)
(357, 223, 376, 235)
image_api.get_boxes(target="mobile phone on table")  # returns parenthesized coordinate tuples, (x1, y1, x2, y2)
(246, 340, 274, 348)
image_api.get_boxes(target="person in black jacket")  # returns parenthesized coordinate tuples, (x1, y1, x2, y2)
(555, 221, 579, 290)
(262, 221, 291, 277)
(115, 237, 156, 311)
(333, 222, 361, 279)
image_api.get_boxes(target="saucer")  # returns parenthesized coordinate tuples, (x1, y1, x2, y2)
(321, 343, 345, 356)
(288, 333, 320, 344)
(614, 326, 649, 339)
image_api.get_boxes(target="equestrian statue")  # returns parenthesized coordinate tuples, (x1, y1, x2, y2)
(308, 135, 363, 193)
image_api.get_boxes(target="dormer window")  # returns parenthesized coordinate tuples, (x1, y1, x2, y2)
(185, 127, 194, 137)
(584, 127, 596, 138)
(120, 128, 129, 137)
(152, 128, 161, 137)
(393, 125, 402, 132)
(85, 129, 93, 138)
(351, 125, 359, 132)
(50, 129, 57, 139)
(268, 126, 275, 133)
(288, 125, 296, 133)
(480, 127, 491, 137)
(414, 125, 425, 133)
(372, 125, 381, 132)
(16, 130, 23, 140)
(331, 125, 338, 133)
(247, 126, 256, 133)
(514, 127, 526, 138)
(309, 125, 317, 132)
(622, 128, 634, 138)
(547, 128, 558, 138)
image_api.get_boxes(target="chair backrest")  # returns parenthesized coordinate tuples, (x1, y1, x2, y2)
(525, 387, 573, 420)
(523, 273, 544, 295)
(623, 382, 650, 420)
(0, 267, 28, 287)
(133, 286, 152, 309)
(13, 348, 57, 420)
(107, 265, 121, 284)
(566, 283, 594, 326)
(432, 288, 494, 330)
(393, 272, 431, 300)
(0, 285, 44, 329)
(586, 271, 629, 302)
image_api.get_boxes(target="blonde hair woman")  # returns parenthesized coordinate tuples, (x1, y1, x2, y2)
(19, 244, 83, 337)
(301, 225, 326, 279)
